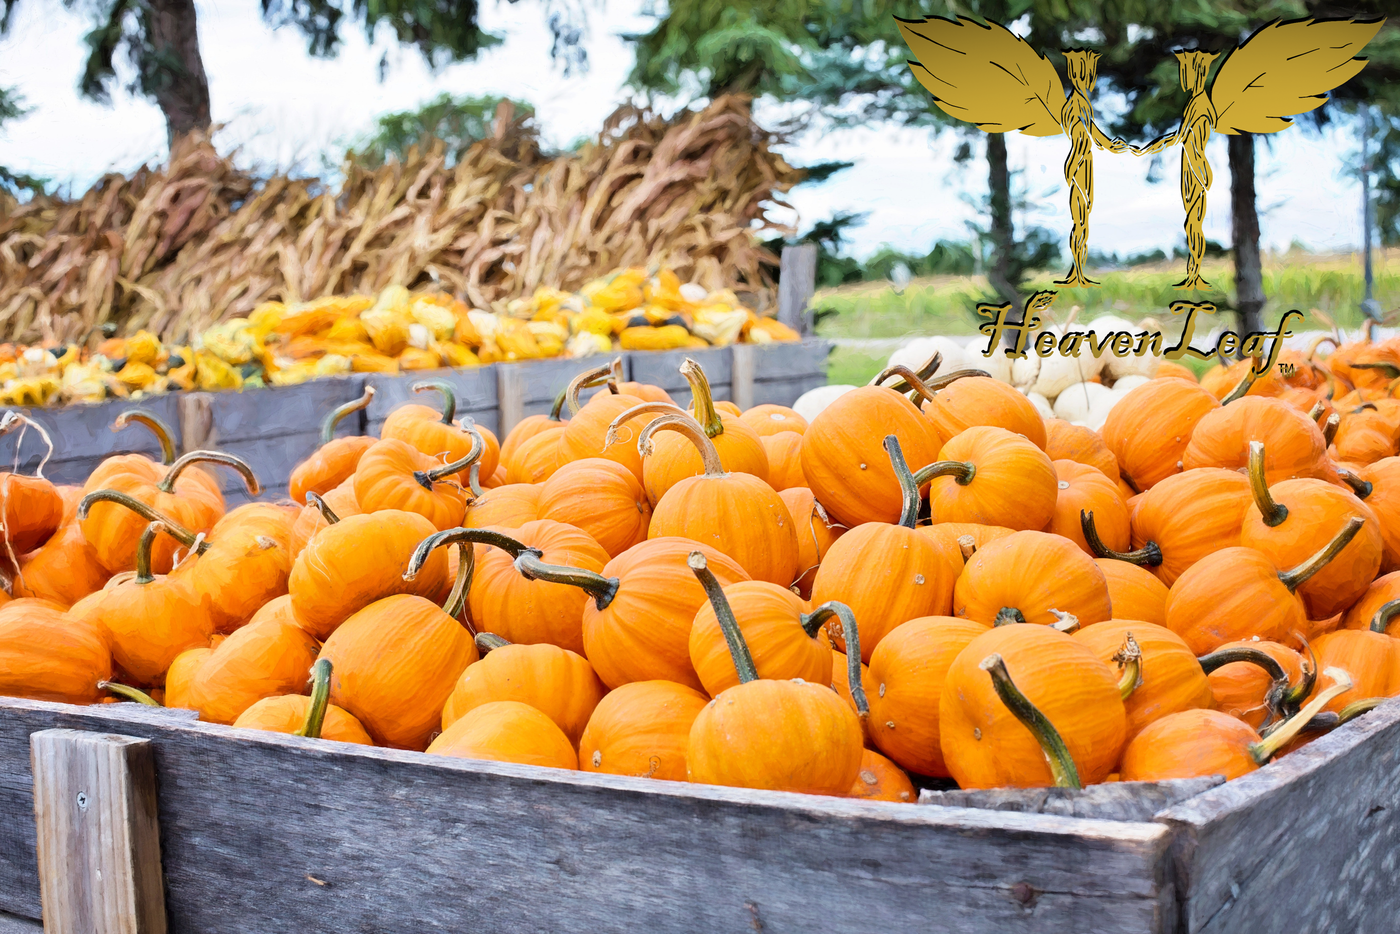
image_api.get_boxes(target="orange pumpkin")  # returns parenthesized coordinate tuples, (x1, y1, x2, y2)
(1356, 457, 1400, 572)
(380, 380, 500, 481)
(1311, 629, 1398, 713)
(922, 426, 1058, 531)
(1333, 405, 1400, 464)
(232, 658, 373, 745)
(7, 485, 108, 607)
(1095, 558, 1169, 626)
(288, 387, 377, 504)
(953, 530, 1112, 628)
(536, 458, 651, 558)
(578, 680, 709, 780)
(779, 486, 845, 599)
(1044, 418, 1119, 481)
(353, 437, 475, 531)
(1072, 621, 1212, 739)
(921, 374, 1048, 449)
(164, 611, 320, 724)
(741, 404, 808, 437)
(0, 597, 111, 703)
(1154, 361, 1198, 382)
(168, 503, 297, 633)
(1201, 640, 1305, 730)
(505, 426, 566, 484)
(1341, 571, 1400, 635)
(465, 482, 541, 530)
(427, 700, 578, 768)
(848, 749, 917, 802)
(1049, 459, 1129, 555)
(760, 432, 806, 491)
(499, 388, 570, 471)
(1101, 378, 1220, 491)
(1121, 468, 1253, 585)
(556, 363, 654, 480)
(1182, 396, 1332, 483)
(0, 412, 64, 554)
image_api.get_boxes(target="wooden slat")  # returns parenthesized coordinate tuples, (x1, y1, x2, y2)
(626, 347, 732, 407)
(30, 730, 165, 934)
(1157, 697, 1400, 933)
(2, 396, 183, 487)
(778, 244, 818, 335)
(731, 344, 756, 411)
(0, 911, 41, 933)
(922, 777, 1224, 823)
(0, 697, 1175, 934)
(364, 367, 498, 437)
(497, 357, 621, 435)
(747, 340, 833, 408)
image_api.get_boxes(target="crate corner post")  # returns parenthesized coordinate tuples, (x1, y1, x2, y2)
(778, 243, 818, 336)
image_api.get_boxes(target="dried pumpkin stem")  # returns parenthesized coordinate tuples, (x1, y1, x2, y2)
(979, 653, 1081, 790)
(603, 401, 686, 451)
(565, 363, 615, 415)
(1323, 413, 1340, 446)
(1221, 363, 1258, 403)
(403, 527, 528, 582)
(924, 367, 993, 391)
(1247, 442, 1288, 527)
(295, 659, 333, 739)
(1250, 668, 1354, 763)
(549, 388, 569, 421)
(113, 408, 177, 465)
(134, 521, 168, 585)
(98, 680, 161, 706)
(688, 550, 759, 685)
(305, 492, 340, 525)
(320, 387, 375, 443)
(993, 607, 1027, 626)
(422, 428, 485, 482)
(1113, 633, 1143, 701)
(802, 601, 868, 718)
(159, 451, 261, 495)
(411, 380, 458, 425)
(883, 435, 922, 529)
(1306, 401, 1325, 422)
(1350, 361, 1400, 379)
(1196, 645, 1292, 726)
(443, 543, 475, 622)
(1284, 636, 1318, 712)
(869, 364, 939, 407)
(1337, 467, 1373, 499)
(475, 632, 510, 653)
(680, 358, 724, 438)
(1337, 697, 1386, 725)
(0, 411, 53, 477)
(608, 357, 625, 394)
(77, 490, 205, 553)
(870, 350, 943, 397)
(515, 550, 620, 610)
(1079, 510, 1163, 567)
(637, 413, 724, 477)
(468, 462, 485, 498)
(957, 535, 977, 562)
(1370, 599, 1400, 635)
(1278, 516, 1364, 592)
(912, 459, 977, 487)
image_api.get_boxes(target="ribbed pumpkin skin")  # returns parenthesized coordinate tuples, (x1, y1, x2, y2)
(0, 599, 111, 704)
(1044, 418, 1119, 481)
(1101, 379, 1220, 491)
(1333, 410, 1398, 464)
(167, 617, 320, 725)
(536, 458, 651, 558)
(1163, 547, 1305, 655)
(352, 438, 468, 531)
(289, 479, 361, 557)
(918, 522, 1015, 555)
(232, 694, 373, 745)
(741, 405, 808, 438)
(319, 594, 478, 751)
(288, 511, 447, 641)
(581, 538, 750, 691)
(648, 472, 797, 587)
(868, 616, 988, 778)
(760, 432, 807, 491)
(1207, 640, 1304, 729)
(687, 679, 863, 795)
(953, 531, 1112, 628)
(499, 413, 568, 470)
(1341, 570, 1400, 635)
(1049, 459, 1130, 554)
(173, 504, 297, 634)
(505, 427, 566, 484)
(1181, 397, 1331, 484)
(689, 581, 831, 697)
(1312, 630, 1399, 713)
(579, 680, 709, 781)
(1130, 468, 1252, 585)
(1, 472, 63, 553)
(939, 625, 1126, 789)
(799, 386, 943, 528)
(427, 701, 578, 769)
(440, 642, 606, 746)
(1240, 480, 1382, 619)
(465, 483, 541, 530)
(1073, 620, 1213, 739)
(11, 486, 108, 606)
(922, 376, 1048, 449)
(79, 467, 222, 575)
(557, 392, 653, 480)
(810, 523, 959, 663)
(1119, 709, 1261, 782)
(848, 749, 917, 802)
(642, 415, 769, 505)
(779, 487, 844, 598)
(1095, 558, 1169, 626)
(1359, 458, 1400, 572)
(71, 575, 213, 687)
(288, 436, 376, 505)
(381, 403, 500, 481)
(926, 427, 1058, 531)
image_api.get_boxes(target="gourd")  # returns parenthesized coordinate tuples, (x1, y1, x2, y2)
(427, 700, 579, 768)
(381, 380, 501, 481)
(921, 426, 1058, 531)
(953, 529, 1112, 628)
(0, 597, 111, 704)
(536, 458, 652, 558)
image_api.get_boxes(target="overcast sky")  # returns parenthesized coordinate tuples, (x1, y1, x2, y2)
(0, 0, 1374, 261)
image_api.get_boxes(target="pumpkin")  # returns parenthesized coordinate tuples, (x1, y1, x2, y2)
(1049, 459, 1129, 555)
(685, 552, 864, 795)
(288, 510, 448, 640)
(848, 749, 917, 802)
(867, 616, 988, 778)
(640, 413, 797, 586)
(830, 646, 877, 738)
(163, 610, 320, 724)
(6, 485, 108, 607)
(918, 522, 1014, 559)
(0, 412, 64, 554)
(939, 624, 1126, 789)
(427, 700, 578, 768)
(441, 633, 606, 746)
(0, 597, 111, 703)
(353, 436, 477, 531)
(799, 382, 943, 528)
(1100, 378, 1220, 491)
(1118, 468, 1253, 585)
(921, 426, 1058, 531)
(287, 386, 377, 504)
(810, 436, 960, 662)
(921, 374, 1048, 449)
(1356, 458, 1400, 572)
(741, 404, 808, 437)
(1200, 640, 1306, 730)
(1341, 571, 1400, 635)
(1044, 418, 1119, 481)
(556, 362, 655, 480)
(1240, 441, 1382, 619)
(464, 482, 540, 530)
(1094, 558, 1169, 626)
(536, 458, 651, 558)
(1154, 361, 1198, 382)
(380, 380, 500, 481)
(1072, 621, 1212, 739)
(1163, 517, 1364, 655)
(167, 503, 298, 633)
(499, 388, 570, 470)
(953, 530, 1112, 628)
(232, 658, 373, 745)
(288, 483, 361, 557)
(505, 427, 566, 484)
(1182, 396, 1332, 484)
(759, 432, 806, 491)
(778, 487, 845, 599)
(1311, 629, 1398, 713)
(1333, 405, 1400, 464)
(578, 680, 709, 780)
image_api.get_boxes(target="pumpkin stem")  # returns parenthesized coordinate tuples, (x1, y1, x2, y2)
(957, 535, 977, 562)
(403, 527, 528, 581)
(1221, 363, 1259, 403)
(680, 358, 724, 438)
(1247, 442, 1288, 527)
(158, 451, 261, 496)
(421, 427, 485, 482)
(608, 357, 624, 394)
(883, 435, 922, 529)
(295, 659, 333, 739)
(565, 362, 615, 415)
(1250, 667, 1354, 764)
(305, 492, 341, 525)
(549, 387, 569, 422)
(801, 601, 868, 718)
(98, 680, 161, 706)
(514, 550, 620, 610)
(869, 364, 939, 407)
(1370, 599, 1400, 635)
(1337, 696, 1386, 725)
(1323, 412, 1340, 446)
(994, 607, 1027, 626)
(1285, 634, 1318, 713)
(1337, 467, 1373, 500)
(113, 408, 178, 465)
(411, 380, 459, 425)
(443, 543, 475, 623)
(475, 632, 510, 653)
(924, 368, 993, 391)
(1350, 361, 1400, 379)
(868, 353, 941, 390)
(1048, 610, 1079, 633)
(1197, 646, 1293, 728)
(319, 387, 375, 444)
(603, 401, 686, 452)
(1112, 633, 1143, 700)
(78, 490, 205, 553)
(1079, 510, 1163, 567)
(468, 462, 485, 498)
(134, 521, 168, 585)
(911, 459, 977, 488)
(1307, 334, 1339, 360)
(1277, 516, 1364, 592)
(688, 550, 759, 685)
(0, 411, 54, 478)
(637, 413, 725, 478)
(979, 653, 1081, 790)
(1306, 401, 1325, 422)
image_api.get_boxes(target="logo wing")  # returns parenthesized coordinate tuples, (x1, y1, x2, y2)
(896, 15, 1065, 137)
(1211, 17, 1385, 135)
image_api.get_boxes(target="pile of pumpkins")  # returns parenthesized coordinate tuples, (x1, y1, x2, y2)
(3, 335, 1400, 802)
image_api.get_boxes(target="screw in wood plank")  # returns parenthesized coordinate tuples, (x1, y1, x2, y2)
(75, 792, 88, 811)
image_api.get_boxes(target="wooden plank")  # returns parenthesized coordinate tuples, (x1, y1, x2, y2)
(731, 344, 756, 411)
(30, 729, 165, 934)
(627, 347, 732, 407)
(0, 911, 41, 933)
(747, 340, 833, 408)
(496, 365, 526, 438)
(2, 396, 183, 487)
(1157, 697, 1400, 933)
(778, 244, 818, 335)
(0, 697, 1175, 934)
(922, 777, 1224, 823)
(497, 357, 616, 434)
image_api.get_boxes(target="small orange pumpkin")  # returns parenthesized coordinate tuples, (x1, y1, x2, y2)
(1044, 418, 1119, 481)
(465, 482, 541, 530)
(536, 457, 651, 558)
(848, 749, 918, 802)
(232, 658, 373, 745)
(1341, 571, 1400, 635)
(7, 486, 108, 607)
(1101, 378, 1220, 491)
(1182, 396, 1332, 483)
(1356, 457, 1400, 572)
(578, 680, 709, 780)
(1311, 629, 1398, 713)
(1072, 621, 1213, 739)
(1118, 468, 1253, 585)
(556, 362, 655, 480)
(505, 426, 567, 484)
(499, 388, 569, 471)
(353, 436, 476, 531)
(287, 387, 377, 504)
(922, 426, 1058, 531)
(741, 404, 808, 437)
(1049, 459, 1129, 555)
(427, 700, 578, 768)
(164, 610, 320, 724)
(0, 412, 64, 554)
(953, 529, 1112, 628)
(759, 431, 806, 491)
(1094, 558, 1169, 626)
(0, 597, 111, 703)
(779, 487, 845, 599)
(921, 374, 1048, 449)
(381, 380, 501, 481)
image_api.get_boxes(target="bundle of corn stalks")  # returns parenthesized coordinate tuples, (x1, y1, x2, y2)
(0, 95, 801, 346)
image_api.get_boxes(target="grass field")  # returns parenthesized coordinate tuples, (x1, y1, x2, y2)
(815, 248, 1400, 385)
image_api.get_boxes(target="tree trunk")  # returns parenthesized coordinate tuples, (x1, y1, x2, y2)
(986, 133, 1022, 348)
(1228, 133, 1265, 343)
(147, 0, 211, 144)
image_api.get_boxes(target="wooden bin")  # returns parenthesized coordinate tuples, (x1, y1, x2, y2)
(0, 694, 1397, 933)
(2, 394, 184, 487)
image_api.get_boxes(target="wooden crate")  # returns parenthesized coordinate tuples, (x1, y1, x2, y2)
(363, 366, 499, 440)
(1, 395, 184, 487)
(626, 346, 734, 407)
(0, 694, 1396, 933)
(496, 356, 627, 437)
(731, 340, 832, 409)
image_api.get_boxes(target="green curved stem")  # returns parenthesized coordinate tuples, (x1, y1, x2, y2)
(883, 435, 922, 529)
(421, 428, 485, 482)
(77, 490, 203, 553)
(468, 462, 485, 498)
(113, 409, 176, 465)
(1350, 361, 1400, 379)
(412, 380, 458, 425)
(320, 387, 375, 443)
(869, 364, 939, 408)
(868, 351, 942, 392)
(994, 607, 1027, 626)
(604, 401, 686, 452)
(637, 413, 725, 477)
(1080, 510, 1163, 567)
(475, 632, 510, 653)
(305, 492, 340, 525)
(688, 550, 758, 684)
(1306, 401, 1325, 422)
(1337, 467, 1373, 500)
(98, 680, 161, 706)
(802, 601, 868, 718)
(549, 387, 569, 421)
(1285, 636, 1318, 712)
(924, 367, 992, 391)
(566, 362, 615, 415)
(980, 653, 1081, 789)
(1338, 697, 1387, 725)
(1250, 668, 1354, 763)
(443, 543, 474, 622)
(680, 358, 724, 438)
(912, 459, 977, 487)
(158, 451, 261, 495)
(295, 659, 332, 739)
(1371, 599, 1400, 634)
(403, 527, 530, 582)
(134, 521, 166, 585)
(1247, 442, 1287, 527)
(1278, 516, 1364, 592)
(1197, 645, 1293, 728)
(515, 549, 620, 611)
(1222, 360, 1259, 404)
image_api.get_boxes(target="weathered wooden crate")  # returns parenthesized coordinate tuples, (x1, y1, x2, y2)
(363, 365, 499, 439)
(0, 694, 1396, 933)
(731, 340, 832, 409)
(496, 356, 627, 436)
(1, 395, 184, 487)
(626, 346, 734, 407)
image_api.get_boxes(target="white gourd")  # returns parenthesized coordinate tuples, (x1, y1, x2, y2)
(973, 343, 1015, 383)
(1030, 347, 1101, 400)
(1052, 380, 1115, 425)
(793, 384, 857, 422)
(1089, 314, 1163, 380)
(1025, 390, 1054, 419)
(1011, 353, 1041, 391)
(887, 335, 968, 375)
(1111, 374, 1151, 394)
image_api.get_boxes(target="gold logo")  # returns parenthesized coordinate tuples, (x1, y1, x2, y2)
(897, 16, 1384, 290)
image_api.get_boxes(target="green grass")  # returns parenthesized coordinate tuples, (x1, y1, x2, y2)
(826, 345, 891, 386)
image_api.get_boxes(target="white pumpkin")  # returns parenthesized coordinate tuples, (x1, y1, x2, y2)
(1025, 390, 1054, 419)
(887, 335, 968, 376)
(1011, 352, 1041, 391)
(793, 384, 857, 422)
(1030, 345, 1102, 401)
(1110, 374, 1151, 394)
(1088, 314, 1163, 380)
(972, 342, 1015, 383)
(1052, 380, 1116, 425)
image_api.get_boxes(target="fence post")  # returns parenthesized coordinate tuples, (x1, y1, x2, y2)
(778, 244, 818, 336)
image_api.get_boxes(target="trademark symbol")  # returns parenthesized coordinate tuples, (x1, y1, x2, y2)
(1278, 362, 1296, 378)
